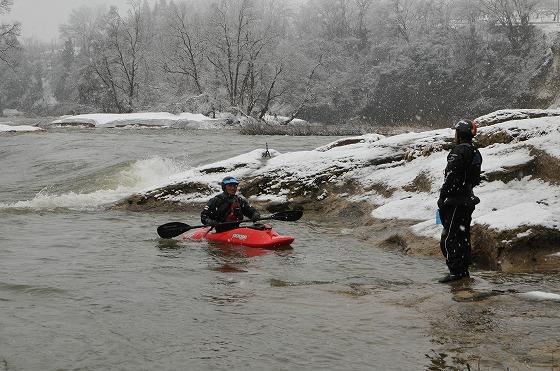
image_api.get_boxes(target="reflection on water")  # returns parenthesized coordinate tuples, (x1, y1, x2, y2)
(206, 244, 275, 258)
(156, 238, 182, 250)
(205, 243, 290, 273)
(210, 264, 248, 273)
(156, 236, 294, 273)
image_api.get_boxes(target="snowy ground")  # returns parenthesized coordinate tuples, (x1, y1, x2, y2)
(50, 112, 223, 129)
(49, 112, 315, 129)
(0, 123, 44, 133)
(262, 114, 308, 126)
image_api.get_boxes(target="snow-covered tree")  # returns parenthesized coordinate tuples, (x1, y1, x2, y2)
(86, 3, 152, 112)
(479, 0, 537, 52)
(162, 1, 206, 94)
(0, 0, 20, 65)
(203, 0, 289, 116)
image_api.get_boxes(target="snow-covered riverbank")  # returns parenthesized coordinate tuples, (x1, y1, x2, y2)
(117, 109, 560, 272)
(49, 112, 224, 129)
(48, 112, 313, 131)
(0, 123, 44, 133)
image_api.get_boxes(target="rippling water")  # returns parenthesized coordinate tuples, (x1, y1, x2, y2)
(1, 126, 559, 370)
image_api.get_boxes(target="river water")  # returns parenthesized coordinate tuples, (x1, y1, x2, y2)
(1, 126, 559, 370)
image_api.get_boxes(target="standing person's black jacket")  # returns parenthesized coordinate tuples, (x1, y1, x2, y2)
(201, 192, 259, 232)
(438, 142, 481, 208)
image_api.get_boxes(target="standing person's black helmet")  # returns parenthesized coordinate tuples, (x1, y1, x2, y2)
(454, 119, 477, 140)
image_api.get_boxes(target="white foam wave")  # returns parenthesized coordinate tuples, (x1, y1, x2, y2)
(0, 157, 189, 211)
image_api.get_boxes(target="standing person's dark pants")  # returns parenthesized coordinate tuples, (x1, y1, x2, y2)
(439, 204, 475, 276)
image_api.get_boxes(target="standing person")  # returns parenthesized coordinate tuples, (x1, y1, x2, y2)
(201, 176, 261, 232)
(437, 120, 483, 283)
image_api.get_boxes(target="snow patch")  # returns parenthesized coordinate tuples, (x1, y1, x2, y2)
(249, 194, 289, 203)
(516, 229, 532, 238)
(51, 112, 218, 128)
(262, 114, 308, 126)
(0, 123, 44, 132)
(519, 291, 560, 301)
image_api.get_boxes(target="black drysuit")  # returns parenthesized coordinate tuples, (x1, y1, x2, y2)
(438, 142, 481, 276)
(201, 192, 259, 232)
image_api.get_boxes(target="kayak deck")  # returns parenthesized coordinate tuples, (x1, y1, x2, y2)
(180, 225, 294, 249)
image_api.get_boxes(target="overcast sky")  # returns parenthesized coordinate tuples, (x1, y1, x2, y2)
(2, 0, 155, 42)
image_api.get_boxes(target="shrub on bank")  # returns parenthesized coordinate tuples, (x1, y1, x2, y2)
(240, 121, 370, 136)
(239, 121, 430, 136)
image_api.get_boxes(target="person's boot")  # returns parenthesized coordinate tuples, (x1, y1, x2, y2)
(438, 271, 470, 283)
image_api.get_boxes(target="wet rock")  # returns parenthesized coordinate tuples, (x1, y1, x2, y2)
(532, 148, 560, 184)
(450, 287, 517, 302)
(114, 181, 215, 211)
(316, 137, 364, 151)
(378, 234, 408, 253)
(315, 133, 385, 152)
(199, 163, 246, 174)
(476, 130, 515, 147)
(403, 171, 432, 193)
(404, 141, 451, 161)
(471, 225, 560, 272)
(484, 157, 536, 183)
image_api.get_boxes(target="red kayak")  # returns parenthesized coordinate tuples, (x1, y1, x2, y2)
(179, 224, 294, 249)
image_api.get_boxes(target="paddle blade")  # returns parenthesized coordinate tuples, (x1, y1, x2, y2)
(157, 222, 192, 239)
(270, 210, 303, 222)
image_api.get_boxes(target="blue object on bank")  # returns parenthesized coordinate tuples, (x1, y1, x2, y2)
(435, 209, 442, 225)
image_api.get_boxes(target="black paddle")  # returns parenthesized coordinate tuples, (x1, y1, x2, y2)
(156, 210, 303, 239)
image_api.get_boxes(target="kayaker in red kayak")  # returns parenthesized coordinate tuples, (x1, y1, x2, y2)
(201, 176, 261, 232)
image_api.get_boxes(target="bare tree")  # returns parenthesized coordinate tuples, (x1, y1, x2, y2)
(283, 56, 323, 125)
(59, 6, 107, 50)
(205, 0, 283, 115)
(0, 0, 20, 65)
(355, 0, 373, 47)
(257, 63, 284, 119)
(480, 0, 537, 52)
(390, 0, 415, 42)
(162, 3, 206, 94)
(0, 0, 13, 14)
(89, 3, 150, 112)
(205, 0, 254, 110)
(454, 0, 484, 54)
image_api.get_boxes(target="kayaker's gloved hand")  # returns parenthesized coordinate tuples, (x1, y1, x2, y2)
(203, 218, 218, 226)
(251, 212, 261, 222)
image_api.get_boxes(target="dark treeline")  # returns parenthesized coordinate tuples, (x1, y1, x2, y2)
(0, 0, 554, 125)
